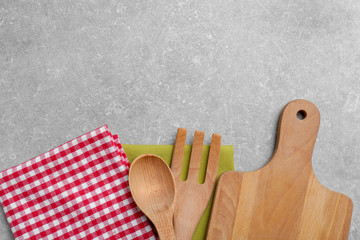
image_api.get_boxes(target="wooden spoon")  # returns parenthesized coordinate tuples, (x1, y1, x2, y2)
(129, 154, 176, 240)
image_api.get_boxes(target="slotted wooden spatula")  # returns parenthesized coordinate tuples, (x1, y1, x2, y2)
(207, 99, 353, 240)
(171, 128, 221, 240)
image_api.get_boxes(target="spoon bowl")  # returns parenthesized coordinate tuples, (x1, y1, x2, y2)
(129, 154, 176, 240)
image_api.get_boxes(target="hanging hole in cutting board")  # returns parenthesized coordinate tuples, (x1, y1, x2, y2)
(297, 110, 307, 120)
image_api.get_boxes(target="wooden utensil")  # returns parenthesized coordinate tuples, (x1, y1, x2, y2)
(207, 99, 353, 240)
(171, 128, 221, 240)
(129, 154, 176, 240)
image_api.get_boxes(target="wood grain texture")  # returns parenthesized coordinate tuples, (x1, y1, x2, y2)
(129, 154, 176, 240)
(171, 128, 221, 240)
(207, 99, 353, 240)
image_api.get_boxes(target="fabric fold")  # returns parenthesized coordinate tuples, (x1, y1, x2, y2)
(0, 125, 156, 240)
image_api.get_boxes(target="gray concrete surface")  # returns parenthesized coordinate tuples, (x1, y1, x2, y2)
(0, 0, 359, 239)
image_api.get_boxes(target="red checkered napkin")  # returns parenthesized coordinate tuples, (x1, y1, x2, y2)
(0, 125, 156, 240)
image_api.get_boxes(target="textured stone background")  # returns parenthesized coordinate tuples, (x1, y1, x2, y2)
(0, 0, 360, 239)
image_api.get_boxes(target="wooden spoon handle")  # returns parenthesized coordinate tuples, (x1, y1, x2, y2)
(151, 209, 176, 240)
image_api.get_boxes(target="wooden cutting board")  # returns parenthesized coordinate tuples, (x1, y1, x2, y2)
(207, 99, 353, 240)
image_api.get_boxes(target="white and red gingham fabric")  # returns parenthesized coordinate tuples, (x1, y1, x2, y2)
(0, 125, 156, 240)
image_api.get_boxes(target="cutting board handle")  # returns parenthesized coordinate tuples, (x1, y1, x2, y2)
(273, 99, 320, 164)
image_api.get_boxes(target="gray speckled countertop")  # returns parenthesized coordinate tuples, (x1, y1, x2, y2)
(0, 0, 359, 239)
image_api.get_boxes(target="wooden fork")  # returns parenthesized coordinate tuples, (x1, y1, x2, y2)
(171, 128, 221, 240)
